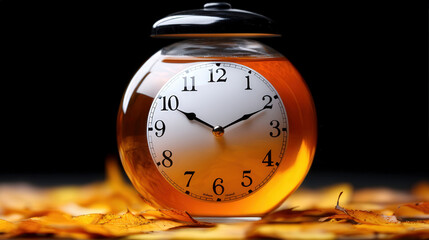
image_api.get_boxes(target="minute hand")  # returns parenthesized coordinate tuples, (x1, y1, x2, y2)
(223, 105, 271, 130)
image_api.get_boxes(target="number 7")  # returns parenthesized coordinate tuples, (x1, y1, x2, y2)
(184, 171, 195, 187)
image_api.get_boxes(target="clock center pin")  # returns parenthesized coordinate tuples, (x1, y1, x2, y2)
(212, 126, 225, 137)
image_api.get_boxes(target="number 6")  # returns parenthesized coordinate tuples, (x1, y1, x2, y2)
(212, 178, 224, 195)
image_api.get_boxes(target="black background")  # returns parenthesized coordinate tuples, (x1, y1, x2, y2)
(1, 1, 427, 183)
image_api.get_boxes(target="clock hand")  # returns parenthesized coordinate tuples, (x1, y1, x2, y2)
(177, 109, 215, 129)
(223, 105, 271, 130)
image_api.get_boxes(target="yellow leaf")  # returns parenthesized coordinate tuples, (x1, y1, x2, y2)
(401, 202, 429, 214)
(335, 192, 400, 225)
(279, 183, 353, 210)
(247, 222, 368, 240)
(0, 219, 16, 233)
(142, 209, 198, 223)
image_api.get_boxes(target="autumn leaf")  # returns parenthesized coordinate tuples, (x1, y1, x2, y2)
(142, 209, 199, 224)
(262, 208, 337, 223)
(400, 202, 429, 214)
(1, 210, 201, 239)
(278, 183, 353, 210)
(0, 159, 205, 239)
(0, 219, 16, 234)
(334, 192, 400, 225)
(248, 222, 372, 240)
(84, 210, 186, 236)
(395, 202, 429, 221)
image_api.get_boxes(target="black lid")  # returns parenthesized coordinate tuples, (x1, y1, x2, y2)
(151, 2, 280, 38)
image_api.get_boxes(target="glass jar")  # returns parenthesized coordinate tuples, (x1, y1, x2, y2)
(117, 3, 317, 217)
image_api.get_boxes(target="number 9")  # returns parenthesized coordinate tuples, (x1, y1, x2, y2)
(155, 120, 165, 137)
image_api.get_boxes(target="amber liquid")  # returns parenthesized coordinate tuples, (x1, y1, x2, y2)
(117, 53, 317, 217)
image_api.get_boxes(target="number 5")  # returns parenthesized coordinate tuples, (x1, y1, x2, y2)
(241, 170, 253, 187)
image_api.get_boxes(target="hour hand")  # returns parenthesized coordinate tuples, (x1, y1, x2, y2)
(177, 109, 214, 129)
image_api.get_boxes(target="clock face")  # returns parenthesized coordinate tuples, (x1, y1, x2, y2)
(147, 62, 288, 202)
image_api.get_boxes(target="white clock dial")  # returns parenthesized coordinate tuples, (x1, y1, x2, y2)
(147, 62, 288, 202)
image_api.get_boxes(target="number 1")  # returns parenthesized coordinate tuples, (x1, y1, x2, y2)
(245, 75, 252, 90)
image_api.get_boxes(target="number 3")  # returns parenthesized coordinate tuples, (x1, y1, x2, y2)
(270, 120, 280, 137)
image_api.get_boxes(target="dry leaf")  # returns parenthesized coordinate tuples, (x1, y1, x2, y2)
(335, 192, 400, 225)
(2, 210, 199, 239)
(400, 202, 429, 214)
(127, 222, 250, 240)
(0, 219, 16, 233)
(262, 208, 336, 223)
(248, 222, 371, 240)
(395, 202, 429, 220)
(142, 209, 199, 223)
(279, 183, 353, 210)
(0, 159, 205, 239)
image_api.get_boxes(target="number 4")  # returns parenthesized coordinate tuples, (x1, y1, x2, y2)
(262, 150, 274, 167)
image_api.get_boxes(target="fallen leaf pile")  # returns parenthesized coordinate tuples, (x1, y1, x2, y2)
(1, 159, 428, 239)
(0, 159, 206, 239)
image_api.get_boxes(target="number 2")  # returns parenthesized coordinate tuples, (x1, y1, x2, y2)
(262, 95, 273, 109)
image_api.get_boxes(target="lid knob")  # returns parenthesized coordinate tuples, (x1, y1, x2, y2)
(204, 2, 232, 10)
